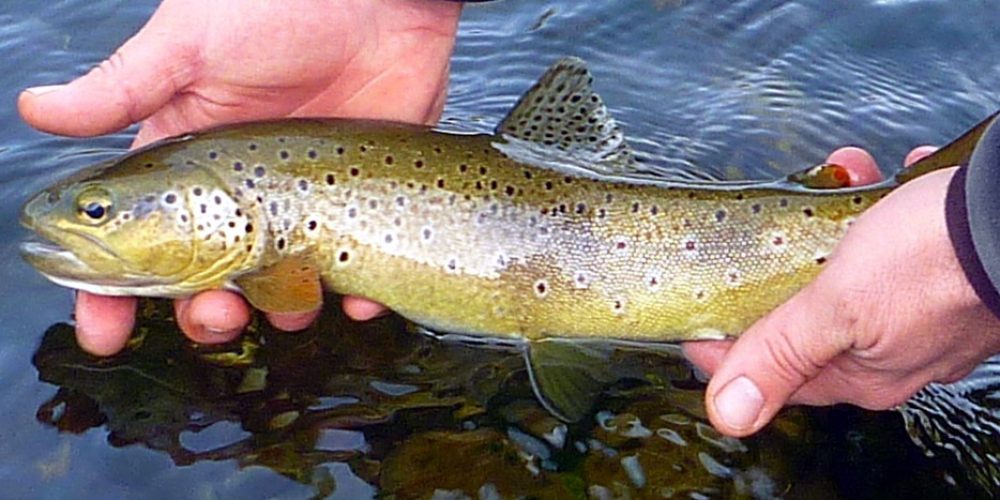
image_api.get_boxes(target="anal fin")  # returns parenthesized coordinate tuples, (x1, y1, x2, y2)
(524, 339, 618, 423)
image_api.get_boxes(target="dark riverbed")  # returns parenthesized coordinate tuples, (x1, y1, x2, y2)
(1, 1, 999, 498)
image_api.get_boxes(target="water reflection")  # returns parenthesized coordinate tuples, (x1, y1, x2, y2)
(29, 299, 996, 498)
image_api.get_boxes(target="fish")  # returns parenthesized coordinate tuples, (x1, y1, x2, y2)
(20, 57, 997, 421)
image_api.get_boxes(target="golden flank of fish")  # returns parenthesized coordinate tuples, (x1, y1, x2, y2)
(20, 58, 997, 420)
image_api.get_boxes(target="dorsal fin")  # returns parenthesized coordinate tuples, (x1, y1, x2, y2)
(495, 57, 639, 176)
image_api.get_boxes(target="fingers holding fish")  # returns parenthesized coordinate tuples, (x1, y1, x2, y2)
(74, 292, 136, 355)
(173, 291, 250, 344)
(342, 296, 390, 322)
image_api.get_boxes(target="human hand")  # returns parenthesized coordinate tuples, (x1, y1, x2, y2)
(684, 146, 1000, 437)
(19, 0, 462, 355)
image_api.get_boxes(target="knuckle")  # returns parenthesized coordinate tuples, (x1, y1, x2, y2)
(759, 327, 825, 385)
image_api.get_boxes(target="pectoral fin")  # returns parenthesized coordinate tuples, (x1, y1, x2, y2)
(235, 257, 322, 314)
(524, 339, 618, 422)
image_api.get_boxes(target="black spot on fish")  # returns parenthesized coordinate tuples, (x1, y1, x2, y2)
(192, 187, 203, 197)
(735, 193, 745, 201)
(245, 223, 254, 233)
(308, 149, 318, 160)
(214, 195, 222, 205)
(544, 181, 554, 191)
(348, 207, 357, 218)
(298, 179, 308, 192)
(233, 161, 244, 172)
(852, 196, 864, 205)
(598, 208, 606, 218)
(336, 146, 345, 155)
(715, 210, 726, 222)
(524, 170, 533, 179)
(576, 203, 587, 214)
(414, 159, 424, 169)
(631, 202, 640, 213)
(144, 162, 154, 169)
(359, 145, 368, 153)
(458, 164, 468, 173)
(325, 174, 335, 185)
(437, 179, 446, 189)
(279, 150, 290, 160)
(307, 220, 318, 231)
(245, 179, 255, 189)
(816, 256, 827, 265)
(384, 155, 394, 165)
(208, 151, 218, 160)
(350, 167, 360, 177)
(803, 208, 815, 217)
(650, 205, 659, 216)
(249, 143, 258, 151)
(489, 180, 498, 191)
(368, 199, 378, 209)
(254, 166, 266, 177)
(780, 198, 789, 207)
(339, 251, 350, 262)
(277, 238, 286, 250)
(751, 204, 762, 214)
(164, 193, 177, 205)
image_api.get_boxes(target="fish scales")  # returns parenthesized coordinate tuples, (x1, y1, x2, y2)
(22, 54, 987, 345)
(22, 57, 992, 421)
(130, 119, 877, 341)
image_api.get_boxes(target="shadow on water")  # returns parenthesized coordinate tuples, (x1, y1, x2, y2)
(30, 299, 997, 498)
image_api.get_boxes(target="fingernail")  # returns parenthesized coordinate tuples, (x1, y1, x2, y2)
(204, 327, 239, 338)
(714, 376, 764, 431)
(24, 84, 66, 96)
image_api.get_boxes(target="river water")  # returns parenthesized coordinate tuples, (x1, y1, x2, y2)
(1, 1, 998, 498)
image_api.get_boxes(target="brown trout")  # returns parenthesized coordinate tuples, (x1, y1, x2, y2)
(20, 58, 996, 420)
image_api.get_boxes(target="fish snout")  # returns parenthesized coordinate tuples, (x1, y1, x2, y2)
(20, 189, 59, 229)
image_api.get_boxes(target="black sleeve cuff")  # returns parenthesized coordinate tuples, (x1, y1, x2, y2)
(945, 167, 1000, 319)
(946, 114, 1000, 319)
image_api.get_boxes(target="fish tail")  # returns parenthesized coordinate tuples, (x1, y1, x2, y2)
(894, 109, 1000, 184)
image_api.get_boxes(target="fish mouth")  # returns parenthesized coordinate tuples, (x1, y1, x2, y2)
(20, 233, 169, 296)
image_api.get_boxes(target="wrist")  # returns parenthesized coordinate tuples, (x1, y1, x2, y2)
(945, 167, 1000, 320)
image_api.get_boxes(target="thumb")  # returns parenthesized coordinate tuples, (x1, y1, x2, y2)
(704, 285, 851, 436)
(18, 26, 196, 137)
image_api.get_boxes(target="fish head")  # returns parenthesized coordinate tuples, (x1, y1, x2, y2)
(20, 150, 256, 296)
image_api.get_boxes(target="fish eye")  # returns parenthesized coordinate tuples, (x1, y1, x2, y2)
(75, 188, 113, 224)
